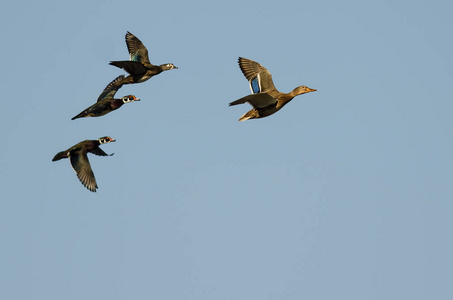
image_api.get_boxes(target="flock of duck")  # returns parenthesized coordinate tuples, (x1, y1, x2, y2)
(52, 31, 317, 192)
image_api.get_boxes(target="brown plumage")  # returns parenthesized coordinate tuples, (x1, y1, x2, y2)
(229, 57, 317, 121)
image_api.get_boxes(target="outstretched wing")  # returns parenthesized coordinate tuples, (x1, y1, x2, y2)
(229, 93, 277, 109)
(96, 75, 125, 102)
(125, 31, 151, 65)
(109, 61, 148, 76)
(238, 57, 277, 93)
(90, 147, 114, 157)
(69, 150, 98, 192)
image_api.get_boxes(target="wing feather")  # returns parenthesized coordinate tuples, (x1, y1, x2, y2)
(229, 93, 277, 109)
(109, 61, 148, 76)
(90, 147, 113, 157)
(96, 75, 125, 102)
(125, 31, 151, 65)
(238, 57, 277, 93)
(69, 150, 98, 192)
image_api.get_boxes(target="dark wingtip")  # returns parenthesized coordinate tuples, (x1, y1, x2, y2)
(86, 184, 98, 193)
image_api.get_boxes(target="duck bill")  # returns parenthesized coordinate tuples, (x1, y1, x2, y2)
(308, 88, 317, 92)
(110, 138, 116, 142)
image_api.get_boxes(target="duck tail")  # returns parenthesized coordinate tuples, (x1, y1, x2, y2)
(71, 111, 86, 120)
(238, 110, 257, 121)
(52, 151, 68, 162)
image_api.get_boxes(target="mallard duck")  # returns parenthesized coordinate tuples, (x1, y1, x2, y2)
(109, 31, 177, 84)
(52, 137, 116, 192)
(229, 57, 316, 121)
(72, 75, 140, 120)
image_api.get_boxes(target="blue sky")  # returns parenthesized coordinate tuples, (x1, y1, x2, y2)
(1, 0, 452, 299)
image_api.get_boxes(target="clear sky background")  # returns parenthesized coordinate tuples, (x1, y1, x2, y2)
(1, 0, 452, 299)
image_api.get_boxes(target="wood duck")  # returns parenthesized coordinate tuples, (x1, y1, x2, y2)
(229, 57, 317, 121)
(52, 137, 116, 192)
(109, 31, 177, 84)
(72, 75, 140, 120)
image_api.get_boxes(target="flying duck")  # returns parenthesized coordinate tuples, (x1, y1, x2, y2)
(109, 31, 177, 84)
(52, 136, 116, 192)
(229, 57, 316, 121)
(72, 75, 140, 120)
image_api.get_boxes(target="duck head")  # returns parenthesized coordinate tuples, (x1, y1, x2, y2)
(293, 85, 317, 95)
(122, 95, 140, 103)
(98, 136, 116, 144)
(162, 63, 178, 70)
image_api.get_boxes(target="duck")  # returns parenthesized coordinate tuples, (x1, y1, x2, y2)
(229, 57, 317, 121)
(52, 136, 116, 192)
(109, 31, 177, 84)
(71, 75, 140, 120)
